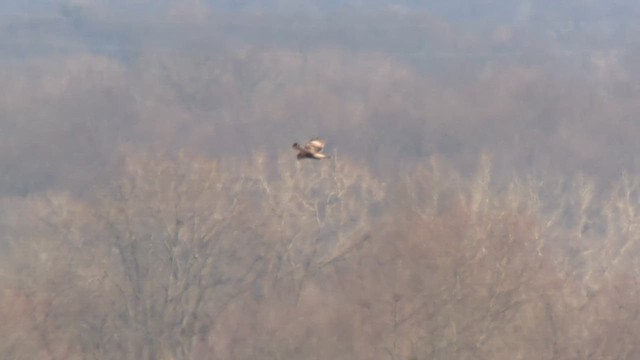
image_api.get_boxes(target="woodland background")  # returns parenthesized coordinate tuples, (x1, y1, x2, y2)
(2, 1, 640, 359)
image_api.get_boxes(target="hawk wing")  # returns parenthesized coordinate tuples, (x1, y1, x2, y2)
(306, 139, 325, 153)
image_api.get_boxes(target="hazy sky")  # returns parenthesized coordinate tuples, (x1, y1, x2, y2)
(2, 0, 640, 195)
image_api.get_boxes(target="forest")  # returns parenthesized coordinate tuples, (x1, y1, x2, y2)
(2, 1, 640, 359)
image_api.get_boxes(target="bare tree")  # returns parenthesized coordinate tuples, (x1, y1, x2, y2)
(341, 156, 563, 360)
(0, 193, 103, 360)
(206, 153, 386, 359)
(88, 150, 274, 360)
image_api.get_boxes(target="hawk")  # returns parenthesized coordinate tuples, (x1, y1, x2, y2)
(292, 138, 330, 160)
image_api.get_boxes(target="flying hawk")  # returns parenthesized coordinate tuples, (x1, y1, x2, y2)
(292, 138, 330, 160)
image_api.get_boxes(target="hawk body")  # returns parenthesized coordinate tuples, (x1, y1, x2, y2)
(293, 138, 330, 160)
